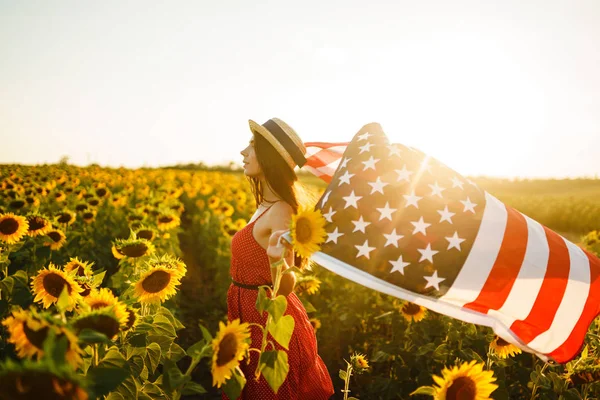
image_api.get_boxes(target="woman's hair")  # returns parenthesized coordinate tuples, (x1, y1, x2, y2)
(248, 133, 318, 270)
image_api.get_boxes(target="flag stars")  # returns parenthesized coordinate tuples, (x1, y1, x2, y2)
(417, 243, 439, 263)
(320, 191, 331, 207)
(368, 177, 389, 194)
(424, 270, 445, 291)
(437, 205, 455, 224)
(326, 227, 344, 244)
(342, 191, 362, 209)
(340, 157, 351, 169)
(410, 216, 431, 236)
(403, 191, 423, 209)
(428, 181, 446, 198)
(362, 156, 379, 171)
(395, 165, 414, 183)
(338, 170, 355, 186)
(446, 231, 466, 250)
(387, 145, 402, 158)
(383, 228, 404, 247)
(376, 202, 397, 221)
(451, 176, 464, 190)
(351, 215, 371, 233)
(460, 197, 477, 213)
(355, 239, 376, 259)
(323, 206, 336, 223)
(389, 255, 410, 274)
(357, 132, 372, 141)
(358, 142, 375, 154)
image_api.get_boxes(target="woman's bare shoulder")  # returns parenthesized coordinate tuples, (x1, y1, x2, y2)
(267, 201, 294, 230)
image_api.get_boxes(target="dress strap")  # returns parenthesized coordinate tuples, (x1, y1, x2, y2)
(250, 200, 282, 224)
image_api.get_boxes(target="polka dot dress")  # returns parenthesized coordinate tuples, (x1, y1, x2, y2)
(223, 207, 335, 400)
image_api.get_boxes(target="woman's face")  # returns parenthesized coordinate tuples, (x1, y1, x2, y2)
(240, 136, 262, 177)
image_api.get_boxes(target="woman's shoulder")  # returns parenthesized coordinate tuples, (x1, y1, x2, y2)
(266, 201, 294, 227)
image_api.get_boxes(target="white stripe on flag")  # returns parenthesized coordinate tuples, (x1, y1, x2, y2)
(304, 145, 347, 157)
(440, 192, 507, 307)
(526, 240, 591, 353)
(488, 215, 549, 326)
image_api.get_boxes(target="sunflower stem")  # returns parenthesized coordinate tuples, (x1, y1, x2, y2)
(92, 344, 99, 367)
(342, 363, 353, 400)
(529, 362, 549, 400)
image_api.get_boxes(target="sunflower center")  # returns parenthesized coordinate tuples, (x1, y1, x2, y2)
(216, 333, 238, 367)
(80, 283, 91, 297)
(141, 270, 171, 293)
(402, 303, 421, 316)
(159, 216, 174, 224)
(121, 243, 149, 257)
(83, 212, 94, 220)
(295, 218, 313, 244)
(22, 323, 49, 349)
(0, 218, 19, 235)
(57, 213, 72, 224)
(28, 216, 47, 231)
(10, 200, 25, 209)
(43, 273, 70, 297)
(96, 188, 107, 197)
(90, 301, 110, 310)
(124, 309, 136, 330)
(496, 338, 509, 347)
(47, 231, 63, 242)
(136, 230, 153, 240)
(446, 376, 477, 400)
(74, 314, 120, 339)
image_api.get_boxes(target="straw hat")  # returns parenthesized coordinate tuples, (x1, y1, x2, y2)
(248, 118, 307, 170)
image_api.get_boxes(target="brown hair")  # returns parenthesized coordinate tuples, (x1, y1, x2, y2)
(248, 133, 311, 270)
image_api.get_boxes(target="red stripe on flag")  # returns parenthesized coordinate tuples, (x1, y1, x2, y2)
(463, 205, 528, 314)
(304, 142, 350, 149)
(510, 226, 571, 343)
(549, 248, 600, 363)
(305, 150, 342, 169)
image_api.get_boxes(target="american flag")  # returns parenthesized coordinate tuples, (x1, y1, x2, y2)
(296, 122, 600, 364)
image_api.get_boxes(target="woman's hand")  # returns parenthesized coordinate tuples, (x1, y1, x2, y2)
(267, 229, 293, 266)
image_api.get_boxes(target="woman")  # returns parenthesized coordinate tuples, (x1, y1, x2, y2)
(223, 118, 334, 399)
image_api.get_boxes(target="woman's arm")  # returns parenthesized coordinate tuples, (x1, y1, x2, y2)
(266, 203, 296, 296)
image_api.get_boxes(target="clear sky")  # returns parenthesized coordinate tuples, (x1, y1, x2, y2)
(1, 1, 599, 179)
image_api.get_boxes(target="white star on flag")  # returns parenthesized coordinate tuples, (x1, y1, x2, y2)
(403, 191, 422, 209)
(389, 255, 410, 274)
(340, 157, 351, 169)
(460, 197, 477, 213)
(437, 205, 455, 224)
(323, 206, 336, 223)
(424, 270, 445, 290)
(451, 176, 464, 189)
(428, 181, 446, 198)
(445, 231, 466, 250)
(368, 177, 389, 194)
(342, 191, 362, 209)
(359, 142, 374, 154)
(320, 191, 331, 207)
(326, 227, 344, 244)
(355, 239, 376, 259)
(362, 156, 379, 171)
(376, 202, 396, 221)
(417, 243, 439, 263)
(351, 215, 371, 233)
(338, 171, 355, 186)
(410, 216, 431, 236)
(383, 228, 404, 247)
(357, 132, 372, 141)
(387, 145, 402, 157)
(395, 165, 413, 182)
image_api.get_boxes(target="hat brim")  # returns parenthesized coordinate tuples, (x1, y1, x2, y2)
(248, 119, 297, 170)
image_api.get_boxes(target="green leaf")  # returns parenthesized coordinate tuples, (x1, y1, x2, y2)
(56, 285, 70, 313)
(116, 376, 139, 400)
(100, 346, 128, 369)
(222, 367, 246, 400)
(198, 322, 213, 342)
(157, 306, 185, 330)
(87, 366, 131, 397)
(129, 355, 145, 377)
(140, 365, 149, 382)
(146, 342, 161, 374)
(78, 328, 110, 345)
(259, 350, 289, 394)
(187, 340, 212, 360)
(162, 359, 190, 394)
(459, 348, 483, 363)
(256, 287, 270, 313)
(581, 344, 589, 359)
(182, 381, 207, 395)
(104, 393, 125, 400)
(166, 342, 186, 363)
(152, 315, 176, 338)
(141, 382, 165, 398)
(134, 322, 155, 334)
(410, 386, 437, 396)
(415, 342, 436, 356)
(92, 270, 106, 287)
(339, 369, 347, 381)
(267, 295, 287, 323)
(125, 345, 146, 360)
(267, 315, 295, 350)
(147, 334, 174, 353)
(301, 300, 317, 314)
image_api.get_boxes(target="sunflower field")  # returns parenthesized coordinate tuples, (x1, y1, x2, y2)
(1, 164, 600, 400)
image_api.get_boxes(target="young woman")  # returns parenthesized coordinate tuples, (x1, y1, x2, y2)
(223, 118, 334, 399)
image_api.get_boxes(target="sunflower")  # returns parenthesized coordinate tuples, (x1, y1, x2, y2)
(195, 199, 206, 210)
(81, 210, 96, 224)
(296, 276, 322, 295)
(72, 308, 121, 340)
(121, 306, 140, 332)
(216, 202, 234, 217)
(43, 228, 67, 250)
(55, 210, 76, 227)
(432, 360, 498, 400)
(0, 213, 29, 244)
(0, 359, 89, 400)
(53, 191, 66, 202)
(489, 336, 522, 359)
(143, 253, 187, 279)
(26, 213, 52, 237)
(211, 319, 251, 388)
(86, 197, 100, 207)
(74, 203, 88, 212)
(309, 317, 321, 332)
(233, 218, 246, 230)
(133, 266, 181, 304)
(84, 288, 129, 327)
(156, 212, 181, 231)
(200, 183, 214, 196)
(1, 308, 83, 368)
(350, 352, 370, 373)
(400, 302, 427, 323)
(208, 195, 220, 209)
(63, 257, 93, 277)
(9, 198, 26, 210)
(25, 196, 40, 208)
(134, 226, 158, 241)
(289, 207, 327, 258)
(31, 264, 83, 311)
(112, 238, 155, 259)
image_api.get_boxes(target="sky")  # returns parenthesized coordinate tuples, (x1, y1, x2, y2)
(1, 0, 599, 179)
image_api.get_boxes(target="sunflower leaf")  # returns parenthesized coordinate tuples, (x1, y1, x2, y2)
(259, 350, 289, 394)
(146, 342, 161, 373)
(152, 315, 176, 338)
(267, 295, 287, 324)
(409, 385, 436, 396)
(198, 322, 213, 342)
(78, 328, 111, 345)
(256, 287, 270, 313)
(222, 366, 246, 400)
(56, 285, 70, 313)
(182, 381, 207, 395)
(157, 306, 185, 331)
(92, 270, 106, 287)
(267, 315, 295, 350)
(162, 359, 190, 394)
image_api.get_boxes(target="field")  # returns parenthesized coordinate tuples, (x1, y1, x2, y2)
(0, 164, 599, 400)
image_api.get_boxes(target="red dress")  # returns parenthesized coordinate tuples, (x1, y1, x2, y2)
(223, 207, 335, 400)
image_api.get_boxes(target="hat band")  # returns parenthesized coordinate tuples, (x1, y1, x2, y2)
(263, 119, 307, 167)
